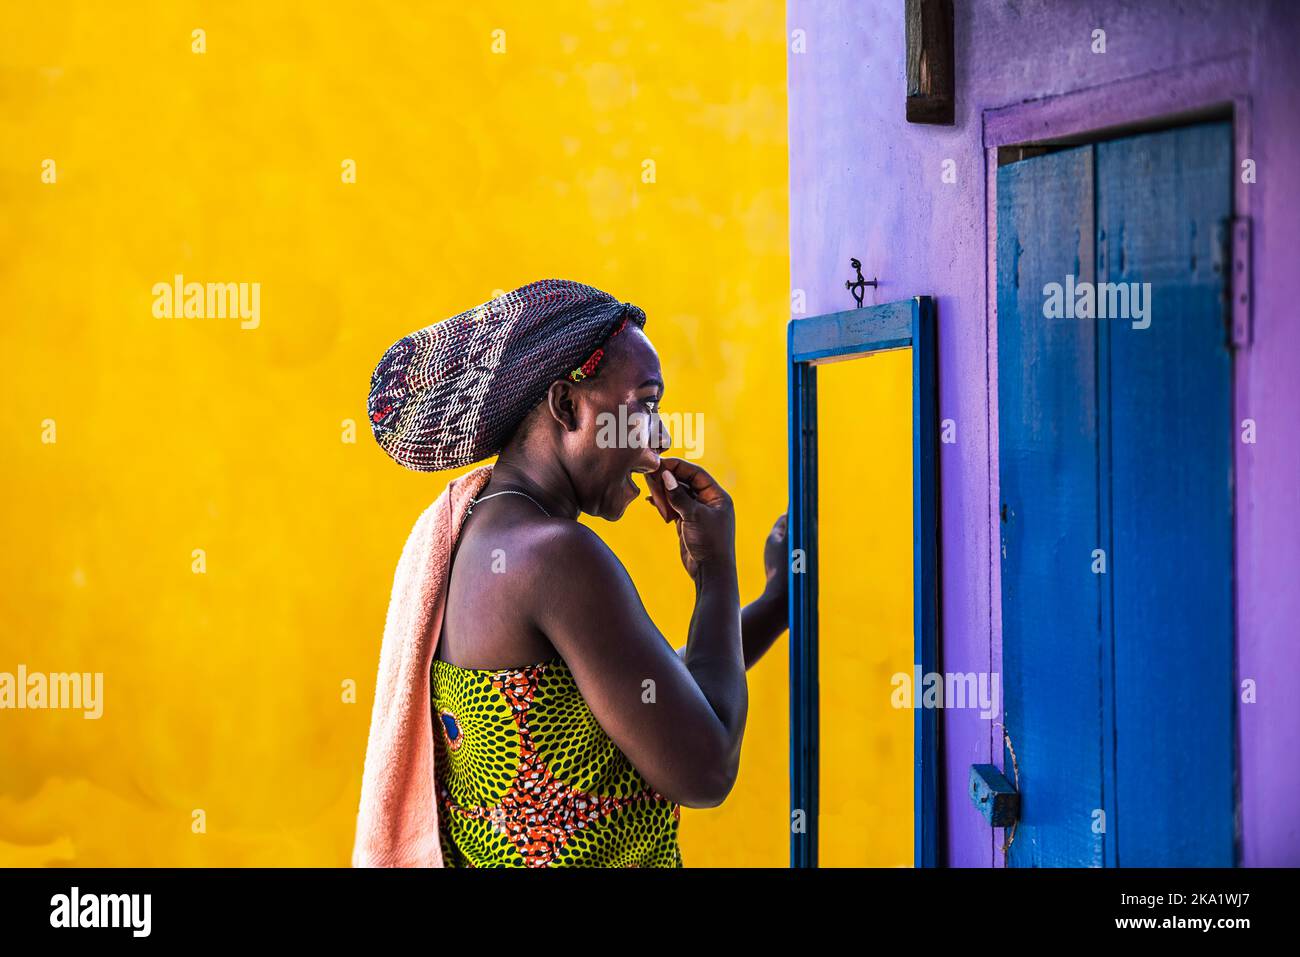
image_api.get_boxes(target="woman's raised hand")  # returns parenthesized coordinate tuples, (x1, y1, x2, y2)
(645, 457, 736, 580)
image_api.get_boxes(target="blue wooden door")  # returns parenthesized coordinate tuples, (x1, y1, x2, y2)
(997, 121, 1235, 867)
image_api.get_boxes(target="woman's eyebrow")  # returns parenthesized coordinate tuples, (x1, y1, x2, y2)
(639, 377, 664, 391)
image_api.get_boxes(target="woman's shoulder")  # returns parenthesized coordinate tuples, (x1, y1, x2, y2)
(482, 515, 620, 572)
(452, 516, 626, 607)
(454, 516, 639, 645)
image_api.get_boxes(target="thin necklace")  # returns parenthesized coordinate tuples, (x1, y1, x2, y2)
(467, 488, 552, 518)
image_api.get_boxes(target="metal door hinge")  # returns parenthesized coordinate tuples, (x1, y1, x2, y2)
(1231, 216, 1252, 349)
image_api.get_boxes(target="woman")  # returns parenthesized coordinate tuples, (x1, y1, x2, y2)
(361, 279, 788, 867)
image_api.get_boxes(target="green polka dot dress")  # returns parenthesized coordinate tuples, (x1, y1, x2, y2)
(430, 653, 684, 867)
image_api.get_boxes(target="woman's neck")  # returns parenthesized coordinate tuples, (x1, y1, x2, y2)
(486, 452, 581, 520)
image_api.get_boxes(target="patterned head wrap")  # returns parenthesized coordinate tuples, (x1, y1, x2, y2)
(368, 279, 648, 471)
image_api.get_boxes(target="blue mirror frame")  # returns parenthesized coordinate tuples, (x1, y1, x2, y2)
(786, 296, 942, 868)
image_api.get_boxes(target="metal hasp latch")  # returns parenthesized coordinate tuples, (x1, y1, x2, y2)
(969, 764, 1019, 827)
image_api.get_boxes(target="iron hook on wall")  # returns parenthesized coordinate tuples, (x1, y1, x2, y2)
(845, 258, 878, 308)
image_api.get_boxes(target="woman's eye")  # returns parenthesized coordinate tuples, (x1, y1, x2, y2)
(643, 397, 660, 413)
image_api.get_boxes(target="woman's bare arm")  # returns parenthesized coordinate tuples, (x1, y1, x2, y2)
(676, 594, 786, 671)
(678, 513, 789, 670)
(528, 522, 745, 808)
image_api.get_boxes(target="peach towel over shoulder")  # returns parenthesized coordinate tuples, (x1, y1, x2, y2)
(351, 464, 494, 867)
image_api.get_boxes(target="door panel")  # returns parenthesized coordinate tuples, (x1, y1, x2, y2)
(997, 145, 1105, 867)
(1099, 122, 1235, 865)
(997, 121, 1235, 867)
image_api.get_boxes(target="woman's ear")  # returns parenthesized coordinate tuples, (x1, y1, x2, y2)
(545, 379, 580, 432)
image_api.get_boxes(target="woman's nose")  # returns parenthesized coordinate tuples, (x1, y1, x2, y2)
(653, 413, 673, 453)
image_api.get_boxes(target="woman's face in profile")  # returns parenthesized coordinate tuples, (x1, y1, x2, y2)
(564, 325, 673, 521)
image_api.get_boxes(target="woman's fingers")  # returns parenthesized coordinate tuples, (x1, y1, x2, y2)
(659, 467, 700, 520)
(643, 471, 675, 522)
(659, 457, 729, 507)
(647, 458, 737, 573)
(643, 494, 674, 523)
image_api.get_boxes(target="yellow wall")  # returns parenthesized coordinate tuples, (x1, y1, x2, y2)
(816, 352, 914, 866)
(0, 1, 907, 867)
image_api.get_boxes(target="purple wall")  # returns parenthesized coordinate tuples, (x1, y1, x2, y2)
(787, 0, 1300, 866)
